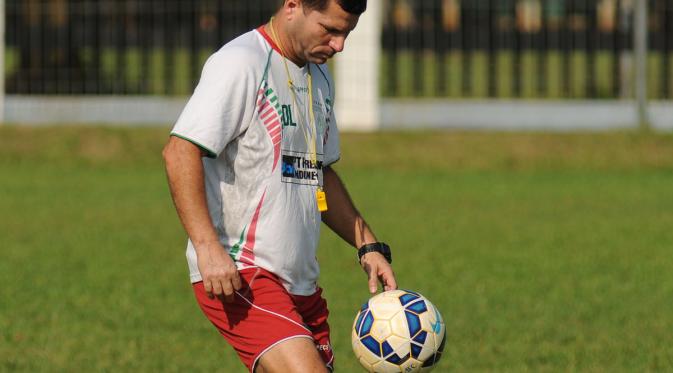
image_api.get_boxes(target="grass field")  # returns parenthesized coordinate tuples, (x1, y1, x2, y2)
(2, 126, 673, 372)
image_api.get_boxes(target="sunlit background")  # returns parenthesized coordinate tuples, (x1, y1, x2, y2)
(2, 2, 673, 372)
(3, 0, 671, 128)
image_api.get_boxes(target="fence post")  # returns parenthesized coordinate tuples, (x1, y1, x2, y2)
(0, 0, 5, 124)
(334, 0, 381, 131)
(634, 0, 650, 130)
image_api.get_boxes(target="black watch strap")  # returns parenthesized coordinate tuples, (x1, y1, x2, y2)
(358, 242, 392, 264)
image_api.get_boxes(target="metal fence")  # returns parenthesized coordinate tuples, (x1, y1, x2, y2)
(5, 0, 673, 99)
(382, 0, 672, 99)
(5, 0, 278, 95)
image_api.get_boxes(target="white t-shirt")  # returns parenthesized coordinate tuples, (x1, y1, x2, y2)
(171, 27, 340, 296)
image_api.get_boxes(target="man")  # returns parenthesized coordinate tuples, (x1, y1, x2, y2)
(163, 1, 397, 372)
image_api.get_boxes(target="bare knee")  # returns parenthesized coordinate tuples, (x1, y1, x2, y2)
(255, 337, 329, 373)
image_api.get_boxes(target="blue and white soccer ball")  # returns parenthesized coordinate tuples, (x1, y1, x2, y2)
(352, 290, 446, 372)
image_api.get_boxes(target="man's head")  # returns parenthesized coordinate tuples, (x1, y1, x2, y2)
(274, 0, 366, 65)
(300, 0, 367, 15)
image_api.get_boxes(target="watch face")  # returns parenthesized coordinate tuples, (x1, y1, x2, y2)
(381, 244, 390, 254)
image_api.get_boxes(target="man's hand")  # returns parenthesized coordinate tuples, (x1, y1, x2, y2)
(196, 242, 242, 302)
(360, 252, 397, 294)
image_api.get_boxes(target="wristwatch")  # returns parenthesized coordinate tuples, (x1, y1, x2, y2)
(358, 242, 392, 264)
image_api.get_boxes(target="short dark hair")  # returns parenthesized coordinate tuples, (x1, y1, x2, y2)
(302, 0, 367, 15)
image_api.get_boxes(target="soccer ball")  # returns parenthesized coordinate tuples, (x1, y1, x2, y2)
(352, 290, 446, 372)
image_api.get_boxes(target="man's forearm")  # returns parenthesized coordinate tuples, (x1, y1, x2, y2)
(321, 166, 377, 248)
(163, 137, 220, 248)
(164, 136, 242, 301)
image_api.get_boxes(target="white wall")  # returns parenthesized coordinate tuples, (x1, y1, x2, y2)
(0, 0, 6, 123)
(334, 0, 381, 131)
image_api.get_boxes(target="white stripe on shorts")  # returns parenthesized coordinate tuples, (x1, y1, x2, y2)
(234, 290, 311, 333)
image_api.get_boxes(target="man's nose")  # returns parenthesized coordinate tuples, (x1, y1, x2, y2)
(329, 36, 346, 53)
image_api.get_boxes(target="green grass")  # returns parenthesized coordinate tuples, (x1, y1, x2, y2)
(2, 127, 673, 372)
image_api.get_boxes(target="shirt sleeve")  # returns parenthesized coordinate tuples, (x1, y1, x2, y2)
(316, 64, 340, 166)
(323, 103, 340, 166)
(170, 46, 261, 158)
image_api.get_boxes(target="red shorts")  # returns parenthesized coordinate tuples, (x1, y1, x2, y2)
(193, 267, 333, 372)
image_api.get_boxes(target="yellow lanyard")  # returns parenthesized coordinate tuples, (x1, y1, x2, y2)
(269, 18, 328, 212)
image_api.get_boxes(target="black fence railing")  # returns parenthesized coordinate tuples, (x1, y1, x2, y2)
(381, 0, 673, 99)
(5, 0, 278, 95)
(4, 0, 673, 99)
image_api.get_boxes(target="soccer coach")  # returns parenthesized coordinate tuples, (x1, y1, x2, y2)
(163, 0, 397, 372)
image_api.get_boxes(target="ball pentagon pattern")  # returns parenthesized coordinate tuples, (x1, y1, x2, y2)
(352, 290, 446, 372)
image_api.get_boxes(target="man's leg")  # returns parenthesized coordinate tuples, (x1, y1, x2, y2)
(255, 337, 329, 373)
(193, 268, 332, 372)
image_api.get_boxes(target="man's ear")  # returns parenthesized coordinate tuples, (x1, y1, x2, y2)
(283, 0, 302, 19)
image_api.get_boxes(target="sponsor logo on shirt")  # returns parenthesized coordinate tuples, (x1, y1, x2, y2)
(281, 151, 323, 186)
(281, 104, 297, 127)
